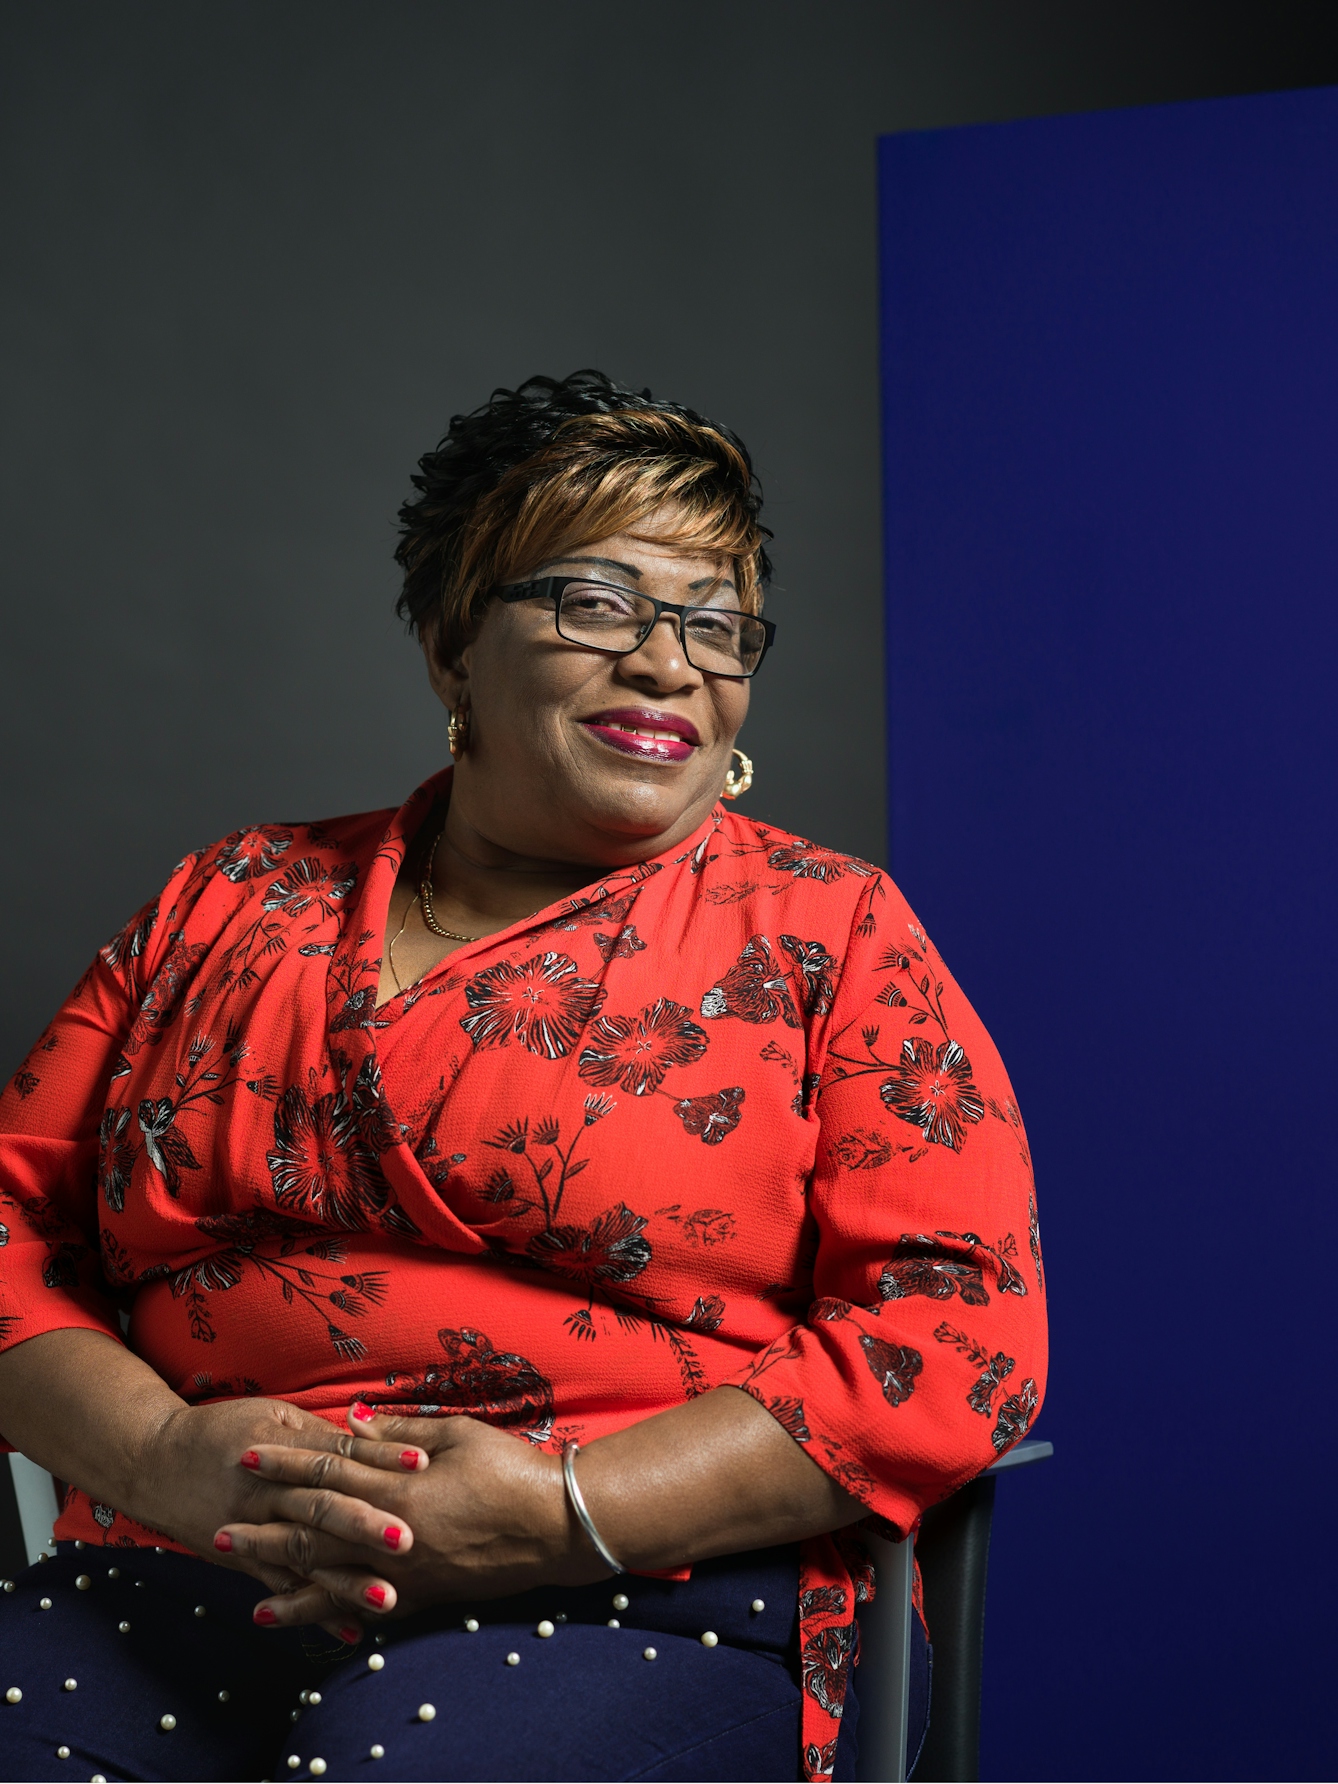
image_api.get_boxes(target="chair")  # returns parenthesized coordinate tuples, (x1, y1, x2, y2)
(1, 1452, 59, 1577)
(855, 1439, 1052, 1783)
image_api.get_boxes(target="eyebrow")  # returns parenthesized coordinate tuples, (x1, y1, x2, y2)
(538, 555, 643, 580)
(535, 556, 739, 599)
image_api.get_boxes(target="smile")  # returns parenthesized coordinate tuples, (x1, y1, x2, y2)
(578, 708, 700, 764)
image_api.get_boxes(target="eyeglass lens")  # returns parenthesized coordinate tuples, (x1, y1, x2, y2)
(555, 582, 767, 675)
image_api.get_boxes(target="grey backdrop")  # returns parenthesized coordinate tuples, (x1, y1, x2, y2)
(4, 0, 1335, 1078)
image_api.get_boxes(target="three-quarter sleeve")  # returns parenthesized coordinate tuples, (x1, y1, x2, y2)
(0, 899, 163, 1369)
(731, 876, 1048, 1538)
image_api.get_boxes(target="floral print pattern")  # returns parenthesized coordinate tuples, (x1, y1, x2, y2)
(0, 768, 1045, 1783)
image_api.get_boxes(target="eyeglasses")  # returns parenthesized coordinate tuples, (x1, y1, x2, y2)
(494, 577, 776, 679)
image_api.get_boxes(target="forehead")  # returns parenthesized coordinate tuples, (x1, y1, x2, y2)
(541, 527, 737, 601)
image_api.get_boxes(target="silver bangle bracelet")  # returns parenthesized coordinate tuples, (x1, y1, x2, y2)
(562, 1440, 626, 1575)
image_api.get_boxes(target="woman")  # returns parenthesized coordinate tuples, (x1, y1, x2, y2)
(0, 371, 1046, 1783)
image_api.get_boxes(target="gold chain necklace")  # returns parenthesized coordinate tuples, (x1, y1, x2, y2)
(420, 825, 484, 941)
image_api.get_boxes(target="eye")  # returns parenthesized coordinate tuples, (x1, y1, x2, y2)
(685, 609, 738, 639)
(563, 583, 641, 618)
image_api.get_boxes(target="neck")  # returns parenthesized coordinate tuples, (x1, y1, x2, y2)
(428, 802, 600, 922)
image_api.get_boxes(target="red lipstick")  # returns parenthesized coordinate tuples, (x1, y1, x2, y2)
(579, 707, 700, 763)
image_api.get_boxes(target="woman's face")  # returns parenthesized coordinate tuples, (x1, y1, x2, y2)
(426, 513, 753, 867)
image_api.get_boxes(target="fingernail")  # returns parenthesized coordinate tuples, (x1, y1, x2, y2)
(240, 1450, 261, 1470)
(213, 1532, 233, 1553)
(339, 1625, 361, 1645)
(253, 1605, 278, 1626)
(383, 1525, 403, 1551)
(350, 1402, 375, 1423)
(364, 1585, 387, 1609)
(400, 1449, 421, 1471)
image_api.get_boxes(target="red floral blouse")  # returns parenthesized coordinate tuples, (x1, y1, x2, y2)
(0, 767, 1046, 1780)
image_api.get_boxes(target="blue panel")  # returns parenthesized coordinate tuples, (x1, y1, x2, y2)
(879, 88, 1338, 1783)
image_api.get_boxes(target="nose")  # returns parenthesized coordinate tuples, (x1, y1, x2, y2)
(615, 612, 703, 691)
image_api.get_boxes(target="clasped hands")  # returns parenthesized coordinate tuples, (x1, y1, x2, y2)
(209, 1404, 608, 1639)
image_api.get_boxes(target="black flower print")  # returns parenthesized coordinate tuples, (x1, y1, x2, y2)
(461, 953, 605, 1059)
(658, 1206, 736, 1246)
(833, 1532, 876, 1604)
(97, 1108, 139, 1213)
(768, 842, 857, 884)
(175, 1211, 387, 1355)
(765, 1395, 812, 1441)
(42, 1242, 87, 1289)
(583, 1094, 615, 1125)
(593, 925, 647, 961)
(10, 1069, 39, 1099)
(810, 1298, 852, 1322)
(124, 935, 210, 1055)
(671, 1086, 744, 1144)
(578, 998, 708, 1095)
(137, 1098, 203, 1198)
(684, 1293, 726, 1332)
(879, 1235, 989, 1305)
(700, 935, 800, 1027)
(262, 857, 357, 919)
(526, 1203, 652, 1290)
(800, 1586, 848, 1619)
(101, 901, 159, 972)
(859, 1333, 923, 1407)
(878, 1038, 984, 1151)
(267, 1079, 389, 1230)
(1029, 1187, 1044, 1292)
(934, 1322, 1016, 1415)
(216, 827, 294, 883)
(384, 1327, 555, 1442)
(801, 1621, 857, 1716)
(993, 1379, 1039, 1454)
(831, 1128, 901, 1171)
(805, 1740, 840, 1780)
(779, 935, 838, 1015)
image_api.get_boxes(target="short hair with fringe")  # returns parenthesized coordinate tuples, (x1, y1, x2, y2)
(394, 370, 773, 663)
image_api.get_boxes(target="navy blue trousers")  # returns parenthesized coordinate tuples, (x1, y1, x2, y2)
(0, 1545, 929, 1782)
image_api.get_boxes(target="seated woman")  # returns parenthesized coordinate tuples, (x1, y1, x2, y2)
(0, 371, 1046, 1784)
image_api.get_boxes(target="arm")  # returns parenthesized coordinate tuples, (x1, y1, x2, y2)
(0, 1328, 422, 1585)
(212, 1384, 863, 1624)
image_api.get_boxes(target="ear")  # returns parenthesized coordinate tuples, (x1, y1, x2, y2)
(421, 619, 470, 713)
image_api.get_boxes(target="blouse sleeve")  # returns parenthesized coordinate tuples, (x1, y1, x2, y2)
(0, 892, 171, 1373)
(730, 876, 1048, 1538)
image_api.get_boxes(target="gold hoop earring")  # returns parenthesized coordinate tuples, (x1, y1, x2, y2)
(721, 747, 753, 800)
(447, 704, 471, 759)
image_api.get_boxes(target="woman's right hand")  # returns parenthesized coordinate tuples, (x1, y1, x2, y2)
(0, 1329, 425, 1642)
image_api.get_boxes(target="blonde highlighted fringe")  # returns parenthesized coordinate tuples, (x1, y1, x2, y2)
(405, 409, 767, 663)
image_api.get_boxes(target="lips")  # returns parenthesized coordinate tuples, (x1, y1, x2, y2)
(578, 708, 700, 764)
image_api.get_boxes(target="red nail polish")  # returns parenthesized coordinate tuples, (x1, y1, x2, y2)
(339, 1625, 361, 1644)
(240, 1450, 261, 1470)
(400, 1449, 420, 1471)
(383, 1525, 403, 1551)
(253, 1605, 278, 1626)
(350, 1402, 374, 1423)
(213, 1532, 233, 1553)
(364, 1584, 387, 1609)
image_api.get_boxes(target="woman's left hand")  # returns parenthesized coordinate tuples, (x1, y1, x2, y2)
(215, 1405, 603, 1630)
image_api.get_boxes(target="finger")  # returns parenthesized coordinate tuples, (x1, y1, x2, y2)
(343, 1434, 429, 1475)
(236, 1447, 414, 1551)
(217, 1517, 392, 1578)
(348, 1403, 462, 1452)
(253, 1569, 398, 1627)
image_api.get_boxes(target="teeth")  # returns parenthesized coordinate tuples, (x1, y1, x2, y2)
(611, 724, 685, 743)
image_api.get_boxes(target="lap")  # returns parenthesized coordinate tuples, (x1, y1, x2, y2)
(287, 1619, 800, 1782)
(0, 1548, 813, 1782)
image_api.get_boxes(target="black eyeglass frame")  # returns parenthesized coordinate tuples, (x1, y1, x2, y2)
(494, 577, 777, 679)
